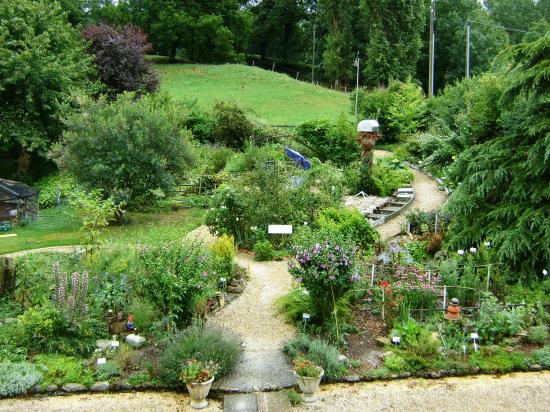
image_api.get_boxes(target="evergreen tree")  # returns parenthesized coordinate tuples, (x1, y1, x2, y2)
(447, 34, 550, 278)
(362, 0, 429, 88)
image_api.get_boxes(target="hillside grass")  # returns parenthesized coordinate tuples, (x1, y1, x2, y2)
(0, 206, 206, 255)
(155, 64, 351, 125)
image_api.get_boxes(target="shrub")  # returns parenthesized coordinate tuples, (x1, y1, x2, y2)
(275, 288, 314, 324)
(54, 93, 194, 208)
(469, 347, 527, 373)
(210, 235, 236, 279)
(253, 240, 275, 261)
(95, 361, 122, 381)
(34, 354, 95, 387)
(354, 80, 427, 143)
(527, 326, 549, 344)
(294, 114, 360, 166)
(0, 362, 42, 397)
(289, 240, 358, 324)
(316, 207, 378, 252)
(533, 345, 550, 367)
(213, 102, 253, 148)
(126, 300, 161, 335)
(82, 24, 158, 97)
(35, 173, 79, 208)
(284, 335, 347, 379)
(158, 323, 242, 386)
(136, 241, 214, 328)
(384, 353, 408, 371)
(93, 272, 132, 315)
(475, 294, 528, 344)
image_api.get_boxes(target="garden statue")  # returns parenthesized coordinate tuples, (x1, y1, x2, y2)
(444, 297, 462, 321)
(356, 120, 380, 192)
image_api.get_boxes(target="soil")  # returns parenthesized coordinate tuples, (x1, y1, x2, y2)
(343, 305, 387, 375)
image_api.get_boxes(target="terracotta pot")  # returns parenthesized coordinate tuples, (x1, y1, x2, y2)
(186, 376, 214, 409)
(294, 369, 324, 403)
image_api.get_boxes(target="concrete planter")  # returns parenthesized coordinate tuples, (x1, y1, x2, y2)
(186, 376, 214, 409)
(294, 369, 324, 403)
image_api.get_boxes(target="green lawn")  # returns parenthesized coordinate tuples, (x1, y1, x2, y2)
(0, 206, 206, 255)
(155, 64, 351, 125)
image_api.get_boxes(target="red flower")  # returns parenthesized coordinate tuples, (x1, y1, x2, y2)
(380, 280, 389, 288)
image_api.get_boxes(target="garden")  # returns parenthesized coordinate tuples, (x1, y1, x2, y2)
(0, 0, 549, 409)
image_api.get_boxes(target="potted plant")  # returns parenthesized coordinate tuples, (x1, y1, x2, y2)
(293, 357, 324, 403)
(180, 358, 219, 409)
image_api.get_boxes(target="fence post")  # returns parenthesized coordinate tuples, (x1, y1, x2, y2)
(486, 264, 491, 291)
(371, 264, 375, 286)
(443, 285, 447, 309)
(252, 60, 254, 66)
(382, 288, 385, 320)
(272, 61, 275, 71)
(435, 214, 439, 233)
(428, 270, 431, 283)
(296, 71, 299, 80)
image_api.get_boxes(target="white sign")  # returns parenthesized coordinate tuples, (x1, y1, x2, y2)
(110, 340, 120, 348)
(470, 333, 479, 340)
(97, 358, 107, 365)
(268, 225, 293, 235)
(302, 313, 310, 320)
(391, 336, 401, 345)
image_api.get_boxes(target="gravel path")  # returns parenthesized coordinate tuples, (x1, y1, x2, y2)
(295, 371, 550, 412)
(208, 254, 296, 392)
(1, 245, 85, 258)
(0, 392, 222, 412)
(373, 150, 447, 240)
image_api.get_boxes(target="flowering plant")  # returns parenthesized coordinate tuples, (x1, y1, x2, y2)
(289, 240, 358, 323)
(293, 357, 323, 378)
(180, 358, 219, 384)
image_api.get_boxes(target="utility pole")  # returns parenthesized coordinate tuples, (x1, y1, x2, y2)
(428, 0, 435, 97)
(312, 24, 316, 83)
(466, 19, 470, 80)
(354, 51, 360, 118)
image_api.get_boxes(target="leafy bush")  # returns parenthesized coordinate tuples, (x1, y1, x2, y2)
(213, 102, 253, 148)
(469, 347, 527, 373)
(158, 323, 242, 386)
(284, 335, 347, 379)
(384, 353, 408, 371)
(533, 345, 550, 367)
(0, 362, 42, 397)
(126, 300, 161, 335)
(253, 240, 275, 261)
(95, 361, 122, 381)
(82, 24, 158, 97)
(474, 294, 528, 344)
(34, 354, 95, 387)
(316, 207, 378, 252)
(35, 173, 79, 208)
(294, 114, 360, 166)
(136, 241, 214, 328)
(54, 93, 194, 208)
(93, 272, 132, 315)
(354, 80, 427, 143)
(527, 326, 548, 344)
(289, 240, 359, 324)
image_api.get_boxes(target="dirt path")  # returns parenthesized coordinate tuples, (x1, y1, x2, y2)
(374, 150, 447, 240)
(295, 371, 550, 412)
(1, 245, 85, 259)
(208, 254, 296, 392)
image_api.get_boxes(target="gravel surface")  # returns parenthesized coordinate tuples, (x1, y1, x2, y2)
(344, 195, 390, 215)
(295, 371, 550, 412)
(208, 255, 296, 391)
(0, 392, 222, 412)
(2, 245, 85, 258)
(373, 150, 447, 240)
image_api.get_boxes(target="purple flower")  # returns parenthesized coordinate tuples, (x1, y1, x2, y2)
(350, 273, 360, 282)
(329, 275, 336, 281)
(319, 263, 327, 270)
(296, 277, 303, 283)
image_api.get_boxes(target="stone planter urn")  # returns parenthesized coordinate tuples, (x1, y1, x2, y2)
(186, 376, 214, 409)
(294, 369, 324, 403)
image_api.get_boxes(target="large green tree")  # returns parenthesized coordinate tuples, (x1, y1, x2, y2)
(446, 33, 550, 278)
(361, 0, 429, 88)
(0, 0, 93, 175)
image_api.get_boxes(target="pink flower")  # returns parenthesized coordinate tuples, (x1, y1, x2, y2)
(202, 271, 208, 278)
(329, 275, 336, 281)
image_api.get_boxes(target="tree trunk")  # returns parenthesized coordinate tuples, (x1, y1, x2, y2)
(17, 149, 31, 176)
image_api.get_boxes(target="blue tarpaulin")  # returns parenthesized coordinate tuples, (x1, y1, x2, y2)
(284, 147, 311, 170)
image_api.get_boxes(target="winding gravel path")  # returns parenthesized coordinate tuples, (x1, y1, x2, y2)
(374, 150, 447, 240)
(208, 254, 296, 392)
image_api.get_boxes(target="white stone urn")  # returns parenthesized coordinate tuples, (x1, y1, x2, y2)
(186, 376, 214, 409)
(294, 369, 324, 403)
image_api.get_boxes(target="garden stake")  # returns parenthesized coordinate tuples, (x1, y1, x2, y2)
(371, 263, 375, 286)
(486, 264, 491, 291)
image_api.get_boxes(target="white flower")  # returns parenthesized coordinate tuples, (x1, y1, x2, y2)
(484, 241, 491, 247)
(544, 269, 548, 277)
(235, 217, 239, 221)
(304, 222, 308, 226)
(469, 247, 477, 254)
(457, 249, 465, 256)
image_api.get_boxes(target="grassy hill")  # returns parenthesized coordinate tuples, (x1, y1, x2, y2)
(155, 64, 351, 125)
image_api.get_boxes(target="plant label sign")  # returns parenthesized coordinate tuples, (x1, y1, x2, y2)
(303, 313, 310, 320)
(110, 340, 120, 349)
(268, 225, 293, 234)
(391, 336, 401, 345)
(97, 358, 107, 365)
(470, 333, 479, 340)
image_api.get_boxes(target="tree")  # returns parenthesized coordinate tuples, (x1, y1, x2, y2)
(0, 0, 93, 175)
(446, 34, 550, 278)
(361, 0, 429, 88)
(484, 0, 546, 44)
(82, 24, 159, 97)
(54, 93, 194, 208)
